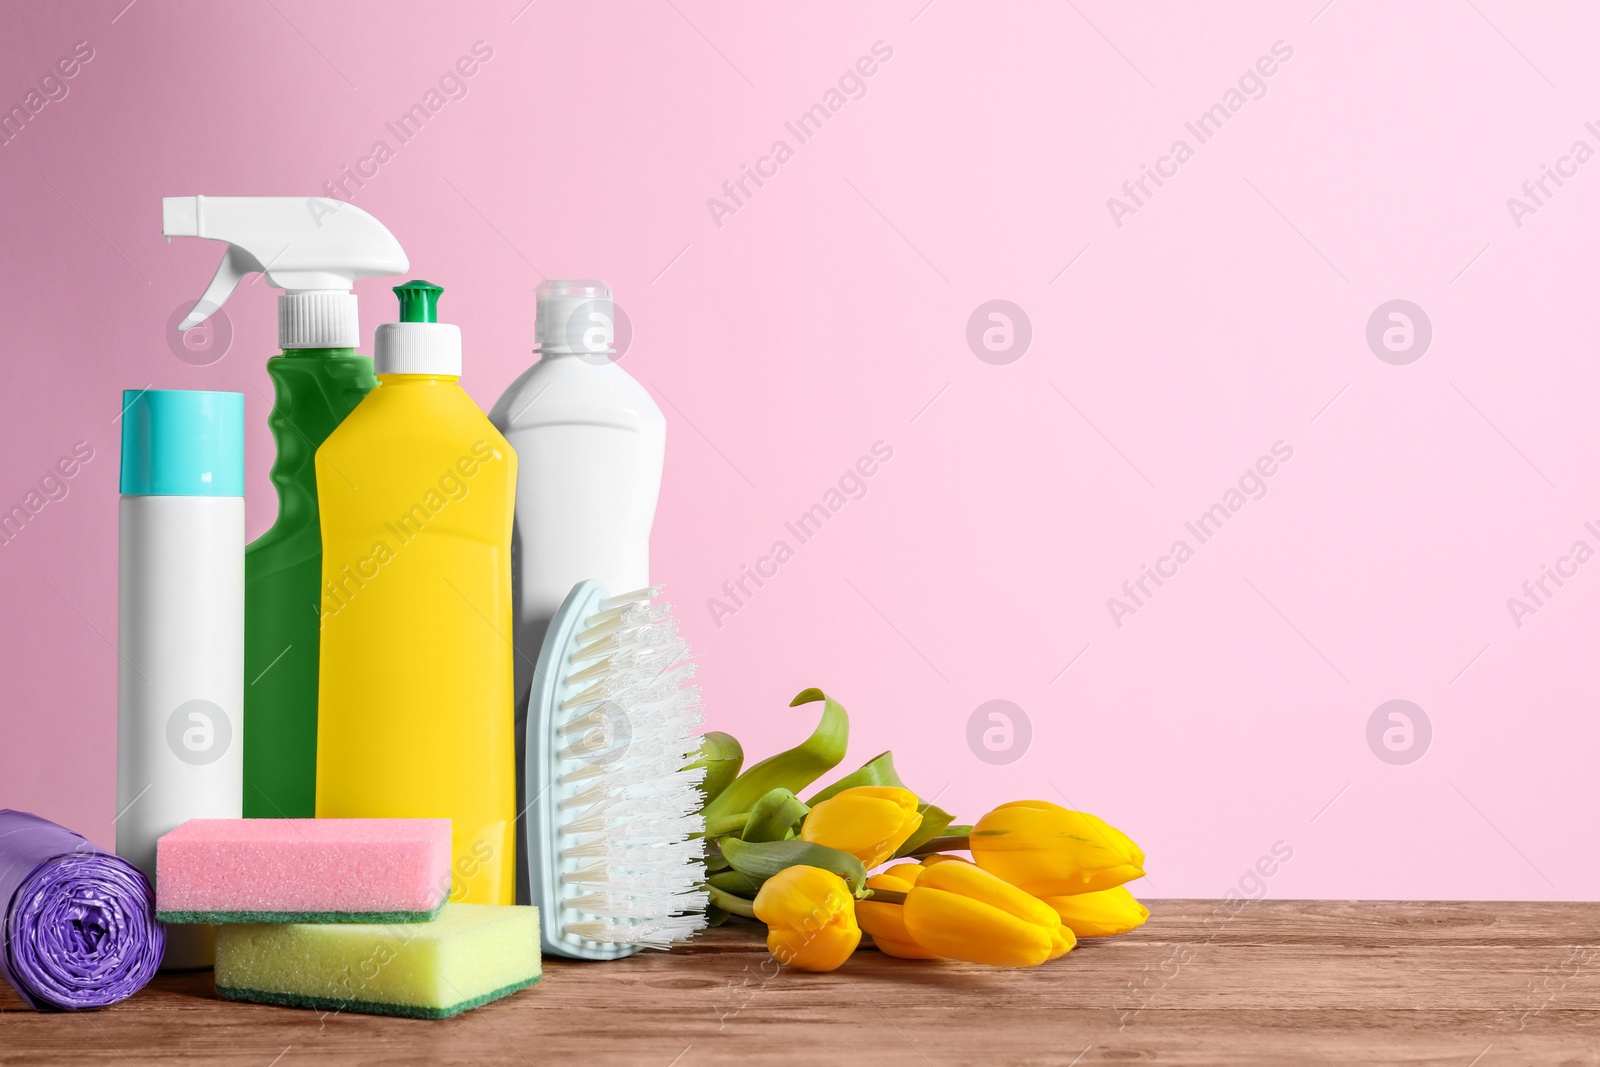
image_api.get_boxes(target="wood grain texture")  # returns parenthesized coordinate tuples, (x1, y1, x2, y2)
(2, 900, 1596, 1066)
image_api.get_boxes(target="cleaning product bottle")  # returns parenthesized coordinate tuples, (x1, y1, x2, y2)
(315, 281, 518, 905)
(489, 279, 665, 717)
(116, 388, 245, 970)
(162, 195, 408, 820)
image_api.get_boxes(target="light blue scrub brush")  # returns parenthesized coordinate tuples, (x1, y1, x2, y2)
(526, 580, 707, 959)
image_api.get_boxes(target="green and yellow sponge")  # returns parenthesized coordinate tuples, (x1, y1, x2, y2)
(215, 904, 540, 1019)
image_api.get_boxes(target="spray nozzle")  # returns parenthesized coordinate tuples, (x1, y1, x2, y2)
(162, 195, 409, 349)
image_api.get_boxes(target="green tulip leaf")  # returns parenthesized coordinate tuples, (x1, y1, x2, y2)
(690, 731, 745, 811)
(704, 812, 753, 838)
(804, 750, 905, 805)
(702, 689, 850, 821)
(720, 836, 867, 895)
(894, 802, 956, 858)
(743, 788, 809, 842)
(705, 885, 757, 919)
(707, 869, 764, 895)
(706, 903, 732, 927)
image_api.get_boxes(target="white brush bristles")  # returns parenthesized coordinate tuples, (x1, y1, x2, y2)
(553, 587, 707, 948)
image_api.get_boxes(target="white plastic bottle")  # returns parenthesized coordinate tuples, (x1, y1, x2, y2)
(491, 281, 664, 904)
(490, 281, 666, 699)
(116, 389, 245, 970)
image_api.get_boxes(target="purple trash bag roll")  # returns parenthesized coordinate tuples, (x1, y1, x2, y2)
(0, 809, 164, 1010)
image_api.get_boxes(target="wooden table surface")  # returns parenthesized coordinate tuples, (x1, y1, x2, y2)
(2, 900, 1596, 1066)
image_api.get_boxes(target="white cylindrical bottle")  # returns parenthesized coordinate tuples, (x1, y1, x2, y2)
(116, 389, 245, 970)
(490, 280, 666, 703)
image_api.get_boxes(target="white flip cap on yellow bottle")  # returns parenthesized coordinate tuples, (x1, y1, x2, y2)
(373, 280, 462, 376)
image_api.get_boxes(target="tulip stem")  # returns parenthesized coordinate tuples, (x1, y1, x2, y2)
(863, 888, 907, 906)
(705, 812, 752, 837)
(907, 835, 970, 857)
(706, 885, 758, 919)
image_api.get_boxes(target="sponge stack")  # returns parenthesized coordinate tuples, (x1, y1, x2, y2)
(154, 818, 542, 1018)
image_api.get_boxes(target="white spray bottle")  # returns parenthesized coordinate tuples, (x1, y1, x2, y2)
(160, 195, 408, 823)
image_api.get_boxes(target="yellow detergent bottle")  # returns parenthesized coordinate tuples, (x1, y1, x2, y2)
(314, 281, 517, 904)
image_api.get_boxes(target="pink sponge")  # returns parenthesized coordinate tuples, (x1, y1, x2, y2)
(156, 819, 452, 924)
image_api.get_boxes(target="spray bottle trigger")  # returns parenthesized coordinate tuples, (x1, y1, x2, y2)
(183, 245, 265, 331)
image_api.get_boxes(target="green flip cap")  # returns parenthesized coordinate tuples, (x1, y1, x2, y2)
(394, 280, 442, 323)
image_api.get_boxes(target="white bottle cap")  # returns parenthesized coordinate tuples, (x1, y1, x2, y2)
(536, 279, 614, 357)
(278, 291, 360, 349)
(374, 322, 462, 375)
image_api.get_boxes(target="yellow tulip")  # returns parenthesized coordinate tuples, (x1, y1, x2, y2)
(971, 800, 1145, 896)
(901, 858, 1074, 967)
(801, 786, 923, 869)
(919, 853, 972, 868)
(855, 862, 939, 959)
(1040, 885, 1150, 938)
(751, 865, 861, 972)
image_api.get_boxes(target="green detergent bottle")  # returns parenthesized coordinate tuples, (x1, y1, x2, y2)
(243, 348, 375, 816)
(162, 195, 409, 817)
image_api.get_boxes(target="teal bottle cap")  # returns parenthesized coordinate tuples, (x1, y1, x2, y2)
(119, 389, 245, 497)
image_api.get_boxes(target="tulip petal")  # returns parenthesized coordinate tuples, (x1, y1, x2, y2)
(987, 801, 1145, 867)
(754, 865, 862, 972)
(919, 854, 973, 869)
(1041, 885, 1151, 938)
(752, 865, 854, 928)
(855, 899, 940, 959)
(801, 787, 923, 869)
(867, 862, 925, 894)
(1048, 925, 1076, 960)
(768, 921, 861, 972)
(915, 858, 1062, 929)
(971, 801, 1146, 896)
(902, 888, 1055, 967)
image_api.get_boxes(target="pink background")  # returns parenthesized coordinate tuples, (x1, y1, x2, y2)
(2, 0, 1593, 901)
